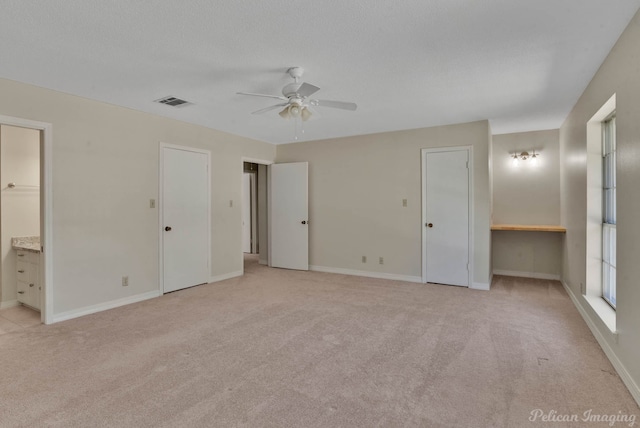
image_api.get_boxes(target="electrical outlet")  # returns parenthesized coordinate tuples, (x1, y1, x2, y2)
(150, 199, 156, 208)
(379, 257, 384, 265)
(402, 199, 407, 207)
(122, 276, 129, 287)
(362, 256, 367, 263)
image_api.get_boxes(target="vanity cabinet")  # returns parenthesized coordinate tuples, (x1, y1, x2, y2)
(15, 250, 41, 311)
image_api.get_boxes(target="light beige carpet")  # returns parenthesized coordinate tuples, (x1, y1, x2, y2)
(0, 256, 637, 427)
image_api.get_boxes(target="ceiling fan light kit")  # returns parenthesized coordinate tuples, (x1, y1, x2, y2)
(237, 66, 357, 139)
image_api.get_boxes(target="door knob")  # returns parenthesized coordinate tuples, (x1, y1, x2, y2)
(301, 221, 307, 225)
(427, 223, 433, 228)
(165, 226, 172, 231)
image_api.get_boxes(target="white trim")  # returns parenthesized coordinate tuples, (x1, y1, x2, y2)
(470, 282, 491, 291)
(421, 146, 474, 286)
(584, 294, 617, 333)
(0, 114, 53, 324)
(310, 265, 422, 283)
(492, 269, 561, 281)
(0, 300, 19, 310)
(586, 94, 616, 299)
(241, 171, 258, 255)
(561, 280, 639, 407)
(241, 157, 274, 166)
(209, 270, 242, 283)
(159, 143, 212, 294)
(249, 173, 258, 254)
(52, 290, 161, 323)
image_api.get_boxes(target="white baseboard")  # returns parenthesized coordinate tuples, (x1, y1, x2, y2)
(561, 280, 640, 407)
(209, 270, 242, 283)
(470, 282, 490, 291)
(52, 290, 161, 324)
(493, 269, 560, 281)
(309, 265, 422, 283)
(258, 260, 268, 266)
(0, 300, 19, 310)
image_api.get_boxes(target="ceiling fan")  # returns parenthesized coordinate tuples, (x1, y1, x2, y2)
(237, 67, 357, 122)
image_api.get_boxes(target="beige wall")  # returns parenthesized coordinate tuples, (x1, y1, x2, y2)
(492, 130, 560, 225)
(0, 78, 276, 317)
(276, 121, 491, 287)
(560, 11, 640, 403)
(491, 129, 562, 278)
(0, 125, 40, 304)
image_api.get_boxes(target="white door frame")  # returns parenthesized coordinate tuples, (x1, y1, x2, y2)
(240, 157, 273, 273)
(159, 143, 211, 293)
(249, 172, 258, 254)
(421, 146, 474, 285)
(0, 114, 53, 324)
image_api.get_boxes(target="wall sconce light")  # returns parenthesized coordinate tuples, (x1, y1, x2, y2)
(511, 150, 539, 165)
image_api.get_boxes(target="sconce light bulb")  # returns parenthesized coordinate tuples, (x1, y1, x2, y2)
(531, 152, 539, 166)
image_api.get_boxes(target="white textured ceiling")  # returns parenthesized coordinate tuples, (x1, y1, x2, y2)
(1, 1, 639, 144)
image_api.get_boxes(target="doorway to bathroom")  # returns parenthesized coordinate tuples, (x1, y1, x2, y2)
(242, 159, 271, 272)
(0, 115, 52, 324)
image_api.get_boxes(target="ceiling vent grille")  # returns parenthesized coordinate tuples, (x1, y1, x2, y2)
(154, 96, 192, 107)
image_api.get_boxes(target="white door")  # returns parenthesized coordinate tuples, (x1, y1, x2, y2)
(423, 149, 470, 286)
(242, 173, 252, 253)
(269, 162, 309, 270)
(162, 146, 210, 293)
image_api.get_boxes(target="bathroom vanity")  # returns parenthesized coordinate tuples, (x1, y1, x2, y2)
(11, 236, 41, 311)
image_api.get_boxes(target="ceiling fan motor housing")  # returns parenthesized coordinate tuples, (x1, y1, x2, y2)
(282, 82, 304, 98)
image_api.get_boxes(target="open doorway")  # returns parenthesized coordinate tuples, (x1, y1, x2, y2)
(242, 163, 258, 255)
(0, 122, 48, 324)
(1, 124, 41, 317)
(241, 159, 271, 272)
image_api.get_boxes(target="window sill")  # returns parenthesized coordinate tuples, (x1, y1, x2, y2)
(584, 294, 617, 335)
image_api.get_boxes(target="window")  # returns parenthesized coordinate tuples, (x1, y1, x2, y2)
(602, 115, 616, 308)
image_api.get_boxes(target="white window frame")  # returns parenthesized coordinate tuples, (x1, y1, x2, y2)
(585, 94, 616, 333)
(601, 115, 616, 309)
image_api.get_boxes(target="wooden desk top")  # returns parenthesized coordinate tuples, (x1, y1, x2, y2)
(491, 224, 567, 233)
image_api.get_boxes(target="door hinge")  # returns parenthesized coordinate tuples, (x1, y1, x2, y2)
(466, 161, 469, 169)
(466, 263, 469, 271)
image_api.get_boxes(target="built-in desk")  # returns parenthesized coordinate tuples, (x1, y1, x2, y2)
(491, 224, 566, 233)
(491, 224, 565, 280)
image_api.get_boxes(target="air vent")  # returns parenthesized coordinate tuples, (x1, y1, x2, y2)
(154, 96, 192, 107)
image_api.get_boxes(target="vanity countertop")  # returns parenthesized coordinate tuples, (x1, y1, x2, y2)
(11, 236, 41, 253)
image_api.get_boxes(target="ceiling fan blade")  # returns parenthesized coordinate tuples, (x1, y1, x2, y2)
(251, 103, 289, 115)
(237, 92, 287, 101)
(312, 99, 357, 111)
(296, 82, 321, 98)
